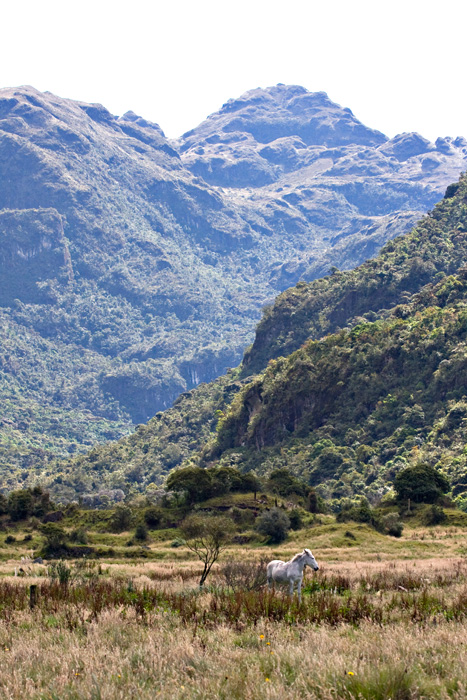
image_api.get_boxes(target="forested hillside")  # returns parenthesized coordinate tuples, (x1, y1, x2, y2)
(11, 173, 467, 509)
(243, 178, 467, 372)
(1, 84, 466, 474)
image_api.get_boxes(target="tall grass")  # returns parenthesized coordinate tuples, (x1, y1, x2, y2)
(0, 555, 466, 697)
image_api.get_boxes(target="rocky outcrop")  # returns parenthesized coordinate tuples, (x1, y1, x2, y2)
(0, 208, 73, 304)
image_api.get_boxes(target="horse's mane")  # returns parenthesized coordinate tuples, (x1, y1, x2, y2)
(290, 551, 306, 562)
(290, 549, 312, 562)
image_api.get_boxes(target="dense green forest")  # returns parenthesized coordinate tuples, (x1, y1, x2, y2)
(3, 173, 465, 513)
(1, 84, 466, 472)
(243, 178, 467, 373)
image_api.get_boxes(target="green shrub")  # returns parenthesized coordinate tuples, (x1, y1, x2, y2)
(288, 509, 303, 530)
(143, 506, 161, 528)
(381, 512, 404, 537)
(134, 523, 149, 542)
(69, 527, 89, 544)
(255, 508, 290, 543)
(109, 505, 132, 533)
(267, 468, 307, 497)
(423, 504, 447, 525)
(48, 560, 72, 585)
(336, 498, 373, 524)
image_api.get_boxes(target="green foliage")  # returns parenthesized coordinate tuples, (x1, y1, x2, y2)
(337, 498, 374, 524)
(69, 527, 89, 544)
(40, 523, 68, 554)
(109, 505, 133, 532)
(134, 523, 149, 542)
(255, 507, 290, 543)
(7, 490, 33, 521)
(394, 464, 450, 504)
(306, 489, 322, 513)
(166, 466, 213, 505)
(266, 468, 307, 497)
(166, 464, 262, 505)
(204, 293, 467, 503)
(380, 513, 404, 537)
(423, 504, 447, 525)
(143, 506, 161, 528)
(288, 509, 304, 530)
(48, 560, 73, 586)
(7, 487, 52, 521)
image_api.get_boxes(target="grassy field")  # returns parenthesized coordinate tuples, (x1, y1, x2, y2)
(0, 517, 467, 699)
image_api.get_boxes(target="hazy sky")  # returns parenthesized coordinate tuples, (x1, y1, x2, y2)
(2, 0, 466, 141)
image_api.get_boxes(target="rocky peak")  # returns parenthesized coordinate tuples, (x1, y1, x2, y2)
(118, 110, 166, 136)
(181, 83, 386, 149)
(378, 132, 434, 162)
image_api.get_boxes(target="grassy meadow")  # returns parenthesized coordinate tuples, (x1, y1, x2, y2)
(1, 515, 467, 699)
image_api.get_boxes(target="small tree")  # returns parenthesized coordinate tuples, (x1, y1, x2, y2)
(109, 504, 133, 532)
(267, 468, 306, 497)
(180, 514, 234, 588)
(7, 490, 33, 521)
(381, 512, 404, 537)
(394, 464, 450, 504)
(134, 522, 149, 542)
(166, 466, 213, 504)
(255, 507, 290, 543)
(288, 509, 303, 531)
(307, 488, 319, 513)
(143, 506, 161, 528)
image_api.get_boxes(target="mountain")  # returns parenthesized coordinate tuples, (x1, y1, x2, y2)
(178, 84, 467, 285)
(22, 173, 467, 506)
(1, 84, 467, 474)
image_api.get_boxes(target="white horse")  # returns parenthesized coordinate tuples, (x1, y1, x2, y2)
(267, 549, 319, 603)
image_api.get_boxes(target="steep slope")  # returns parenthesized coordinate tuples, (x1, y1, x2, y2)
(203, 177, 467, 503)
(18, 174, 467, 506)
(1, 84, 467, 470)
(243, 177, 467, 373)
(209, 291, 467, 504)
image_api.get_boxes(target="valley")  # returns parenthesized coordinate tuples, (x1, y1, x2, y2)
(1, 84, 466, 474)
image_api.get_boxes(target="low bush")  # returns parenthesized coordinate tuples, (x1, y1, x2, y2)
(220, 558, 268, 591)
(255, 507, 290, 543)
(423, 504, 447, 525)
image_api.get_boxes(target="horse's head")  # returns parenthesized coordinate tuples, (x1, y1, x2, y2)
(303, 548, 319, 570)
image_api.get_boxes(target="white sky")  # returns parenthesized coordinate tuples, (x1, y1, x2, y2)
(1, 0, 466, 141)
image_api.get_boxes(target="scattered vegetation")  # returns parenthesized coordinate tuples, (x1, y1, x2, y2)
(0, 535, 467, 699)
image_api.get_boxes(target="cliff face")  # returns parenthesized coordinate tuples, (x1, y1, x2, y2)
(1, 83, 467, 468)
(0, 208, 72, 304)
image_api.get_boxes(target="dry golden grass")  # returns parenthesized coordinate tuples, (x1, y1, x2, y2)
(0, 523, 466, 698)
(0, 606, 466, 699)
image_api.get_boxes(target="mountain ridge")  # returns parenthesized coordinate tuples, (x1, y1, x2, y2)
(1, 83, 467, 476)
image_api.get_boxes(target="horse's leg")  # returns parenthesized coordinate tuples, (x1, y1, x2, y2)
(289, 579, 294, 598)
(297, 577, 302, 604)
